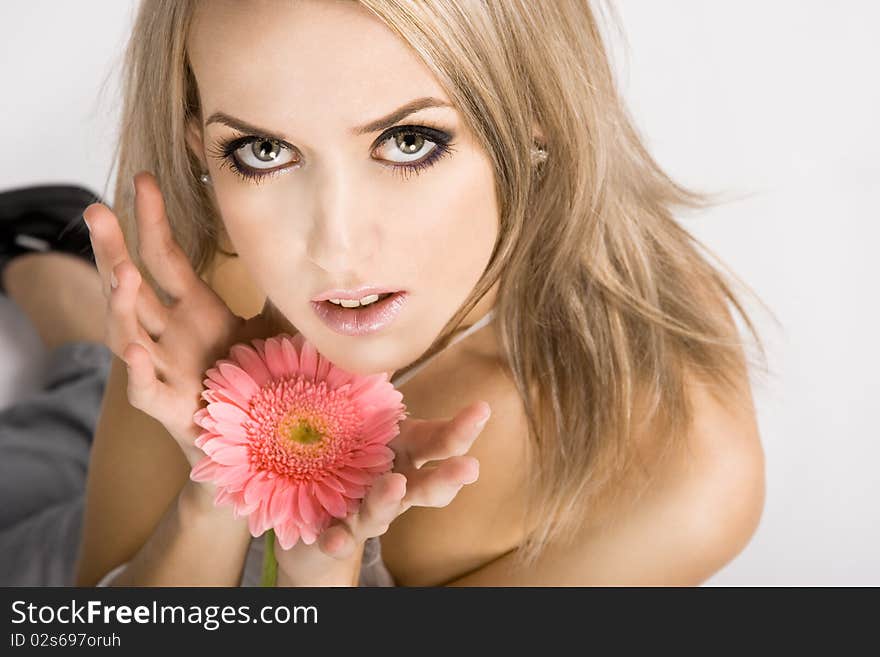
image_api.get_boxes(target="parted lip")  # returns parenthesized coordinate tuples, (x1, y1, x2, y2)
(311, 286, 404, 302)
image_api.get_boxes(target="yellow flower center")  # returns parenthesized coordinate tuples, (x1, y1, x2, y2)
(284, 419, 324, 445)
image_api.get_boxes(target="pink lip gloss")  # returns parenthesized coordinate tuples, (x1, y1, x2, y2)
(310, 292, 408, 336)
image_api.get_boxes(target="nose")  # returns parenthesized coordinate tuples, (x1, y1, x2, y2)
(305, 166, 377, 275)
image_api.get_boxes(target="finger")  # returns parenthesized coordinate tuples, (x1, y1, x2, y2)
(401, 455, 479, 511)
(114, 259, 169, 341)
(348, 472, 407, 541)
(393, 401, 491, 470)
(133, 171, 203, 302)
(318, 523, 358, 560)
(82, 201, 167, 338)
(82, 202, 134, 299)
(133, 277, 169, 340)
(121, 340, 165, 413)
(105, 260, 159, 362)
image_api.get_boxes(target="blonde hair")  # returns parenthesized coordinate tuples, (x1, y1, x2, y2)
(107, 0, 770, 572)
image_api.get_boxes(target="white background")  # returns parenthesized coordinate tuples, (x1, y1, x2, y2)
(1, 1, 877, 585)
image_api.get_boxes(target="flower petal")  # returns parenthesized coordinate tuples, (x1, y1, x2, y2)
(320, 472, 348, 493)
(200, 432, 247, 454)
(205, 385, 249, 410)
(212, 463, 252, 488)
(193, 430, 215, 450)
(268, 481, 296, 527)
(260, 496, 274, 534)
(297, 481, 320, 526)
(235, 496, 261, 518)
(248, 504, 267, 537)
(360, 407, 405, 445)
(279, 336, 300, 374)
(324, 366, 355, 390)
(211, 420, 252, 440)
(263, 337, 290, 380)
(299, 339, 319, 382)
(230, 343, 273, 387)
(194, 409, 217, 432)
(344, 483, 368, 499)
(209, 444, 250, 466)
(314, 482, 348, 519)
(298, 523, 318, 545)
(204, 364, 231, 389)
(217, 361, 261, 403)
(208, 400, 250, 424)
(214, 487, 236, 507)
(276, 521, 301, 550)
(335, 466, 376, 486)
(347, 373, 387, 398)
(189, 457, 220, 482)
(192, 407, 212, 429)
(315, 351, 332, 382)
(202, 421, 249, 445)
(243, 471, 271, 505)
(346, 446, 395, 468)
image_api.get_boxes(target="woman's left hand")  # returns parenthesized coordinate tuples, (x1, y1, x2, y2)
(272, 400, 490, 586)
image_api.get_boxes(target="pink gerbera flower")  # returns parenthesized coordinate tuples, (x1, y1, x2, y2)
(189, 332, 407, 550)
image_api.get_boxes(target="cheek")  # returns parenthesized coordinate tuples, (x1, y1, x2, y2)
(212, 187, 258, 252)
(211, 186, 299, 278)
(397, 158, 498, 292)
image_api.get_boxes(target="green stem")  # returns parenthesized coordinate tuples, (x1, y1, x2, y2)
(261, 528, 278, 587)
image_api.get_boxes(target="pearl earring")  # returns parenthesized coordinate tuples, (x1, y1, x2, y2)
(530, 144, 548, 165)
(199, 172, 211, 185)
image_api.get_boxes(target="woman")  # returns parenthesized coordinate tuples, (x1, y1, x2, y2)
(75, 0, 767, 586)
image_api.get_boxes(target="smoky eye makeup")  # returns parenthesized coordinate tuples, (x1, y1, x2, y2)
(205, 122, 457, 186)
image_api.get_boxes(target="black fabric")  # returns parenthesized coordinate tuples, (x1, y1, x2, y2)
(0, 184, 103, 293)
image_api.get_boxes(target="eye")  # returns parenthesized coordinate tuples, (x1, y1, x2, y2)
(233, 138, 298, 171)
(206, 136, 300, 184)
(372, 125, 455, 181)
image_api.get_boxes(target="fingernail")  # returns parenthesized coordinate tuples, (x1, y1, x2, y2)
(110, 269, 118, 289)
(474, 411, 491, 430)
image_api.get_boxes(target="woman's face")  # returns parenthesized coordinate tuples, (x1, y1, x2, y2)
(186, 0, 499, 376)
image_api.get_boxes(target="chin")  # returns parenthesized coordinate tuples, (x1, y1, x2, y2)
(303, 328, 404, 378)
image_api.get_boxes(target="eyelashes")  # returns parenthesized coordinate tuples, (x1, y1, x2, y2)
(205, 123, 456, 186)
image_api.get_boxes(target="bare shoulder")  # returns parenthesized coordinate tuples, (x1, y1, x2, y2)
(649, 363, 767, 572)
(436, 292, 767, 585)
(442, 355, 768, 586)
(674, 293, 767, 559)
(615, 277, 767, 579)
(601, 314, 767, 583)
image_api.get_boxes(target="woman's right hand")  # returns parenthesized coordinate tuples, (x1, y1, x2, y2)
(83, 171, 268, 469)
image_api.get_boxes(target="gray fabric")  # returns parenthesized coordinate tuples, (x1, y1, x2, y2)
(358, 536, 396, 587)
(0, 341, 111, 586)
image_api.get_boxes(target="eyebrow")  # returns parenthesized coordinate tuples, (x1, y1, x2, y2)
(204, 96, 453, 141)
